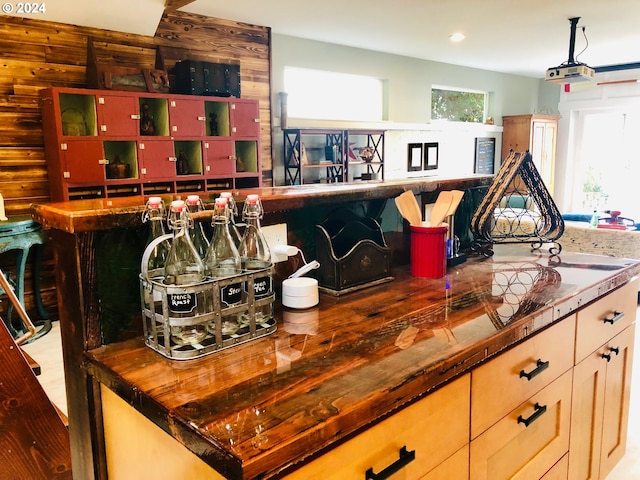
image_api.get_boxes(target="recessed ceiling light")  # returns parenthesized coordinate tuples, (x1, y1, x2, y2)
(450, 33, 465, 42)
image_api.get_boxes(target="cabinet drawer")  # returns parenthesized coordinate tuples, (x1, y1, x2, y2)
(575, 280, 638, 363)
(541, 454, 568, 480)
(286, 374, 470, 480)
(470, 369, 572, 480)
(471, 317, 575, 438)
(419, 445, 468, 480)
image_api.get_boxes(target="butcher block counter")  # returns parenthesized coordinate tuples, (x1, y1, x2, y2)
(86, 247, 639, 480)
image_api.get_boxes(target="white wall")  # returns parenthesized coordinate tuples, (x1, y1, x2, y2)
(271, 34, 545, 185)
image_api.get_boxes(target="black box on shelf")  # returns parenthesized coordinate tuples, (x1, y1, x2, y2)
(173, 60, 241, 98)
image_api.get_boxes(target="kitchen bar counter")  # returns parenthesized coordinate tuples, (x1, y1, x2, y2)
(31, 175, 494, 479)
(31, 175, 492, 233)
(85, 246, 640, 479)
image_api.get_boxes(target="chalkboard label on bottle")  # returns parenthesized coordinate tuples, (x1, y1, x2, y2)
(253, 276, 272, 299)
(168, 292, 197, 313)
(221, 282, 242, 307)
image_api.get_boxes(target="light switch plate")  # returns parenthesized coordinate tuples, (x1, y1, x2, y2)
(262, 223, 288, 262)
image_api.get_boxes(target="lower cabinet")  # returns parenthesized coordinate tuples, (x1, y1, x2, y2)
(569, 279, 638, 480)
(101, 386, 225, 480)
(469, 370, 573, 480)
(600, 325, 635, 477)
(469, 316, 575, 480)
(470, 317, 575, 439)
(98, 281, 637, 480)
(569, 324, 636, 480)
(286, 374, 470, 480)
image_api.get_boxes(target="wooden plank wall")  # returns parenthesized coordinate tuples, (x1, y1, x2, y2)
(0, 12, 272, 321)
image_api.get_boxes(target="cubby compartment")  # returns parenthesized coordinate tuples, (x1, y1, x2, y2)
(103, 141, 138, 180)
(142, 182, 174, 195)
(204, 101, 231, 136)
(139, 97, 170, 136)
(59, 93, 98, 136)
(235, 176, 260, 189)
(235, 140, 258, 173)
(68, 185, 105, 201)
(107, 183, 140, 197)
(176, 179, 205, 193)
(206, 178, 233, 190)
(174, 140, 203, 176)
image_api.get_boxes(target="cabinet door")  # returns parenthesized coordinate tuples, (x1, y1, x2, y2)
(470, 370, 572, 480)
(599, 324, 635, 479)
(139, 140, 176, 180)
(231, 100, 260, 137)
(285, 374, 470, 480)
(531, 121, 557, 194)
(97, 94, 139, 137)
(501, 116, 531, 160)
(569, 341, 606, 480)
(62, 140, 106, 183)
(169, 98, 206, 137)
(203, 140, 235, 176)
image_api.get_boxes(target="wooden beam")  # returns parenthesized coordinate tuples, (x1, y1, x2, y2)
(164, 0, 196, 12)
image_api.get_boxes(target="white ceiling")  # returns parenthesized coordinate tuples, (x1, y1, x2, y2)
(12, 0, 640, 78)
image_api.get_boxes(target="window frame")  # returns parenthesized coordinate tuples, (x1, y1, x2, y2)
(283, 66, 385, 122)
(431, 85, 488, 123)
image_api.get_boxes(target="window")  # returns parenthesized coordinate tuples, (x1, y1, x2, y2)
(571, 108, 640, 219)
(431, 87, 486, 123)
(283, 67, 384, 121)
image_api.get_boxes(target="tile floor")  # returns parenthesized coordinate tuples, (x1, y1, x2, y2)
(20, 315, 640, 478)
(21, 319, 67, 416)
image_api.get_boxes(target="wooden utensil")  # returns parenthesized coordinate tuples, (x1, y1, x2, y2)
(395, 191, 422, 226)
(446, 190, 465, 217)
(430, 191, 453, 227)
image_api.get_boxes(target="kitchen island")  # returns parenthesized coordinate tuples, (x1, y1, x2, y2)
(84, 247, 639, 479)
(32, 176, 639, 479)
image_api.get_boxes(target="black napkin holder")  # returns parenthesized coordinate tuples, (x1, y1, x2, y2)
(315, 209, 393, 295)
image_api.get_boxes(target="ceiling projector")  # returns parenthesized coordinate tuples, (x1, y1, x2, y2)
(545, 63, 595, 83)
(545, 17, 595, 84)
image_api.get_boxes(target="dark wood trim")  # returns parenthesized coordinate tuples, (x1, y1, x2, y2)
(164, 0, 196, 12)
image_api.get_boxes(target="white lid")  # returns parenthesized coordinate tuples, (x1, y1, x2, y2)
(282, 277, 317, 296)
(282, 277, 319, 309)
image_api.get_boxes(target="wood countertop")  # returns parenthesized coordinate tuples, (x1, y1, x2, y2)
(85, 245, 640, 479)
(31, 175, 492, 233)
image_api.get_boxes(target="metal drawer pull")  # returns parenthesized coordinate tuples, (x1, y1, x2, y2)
(519, 359, 549, 381)
(365, 446, 415, 480)
(602, 346, 620, 362)
(517, 403, 547, 427)
(603, 311, 624, 324)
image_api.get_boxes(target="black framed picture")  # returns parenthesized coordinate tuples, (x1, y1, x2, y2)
(474, 137, 496, 174)
(407, 143, 423, 171)
(424, 142, 439, 170)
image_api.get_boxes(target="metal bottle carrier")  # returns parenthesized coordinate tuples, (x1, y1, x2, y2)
(139, 234, 276, 360)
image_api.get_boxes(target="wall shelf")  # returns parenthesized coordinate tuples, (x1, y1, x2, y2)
(40, 87, 263, 201)
(283, 128, 385, 185)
